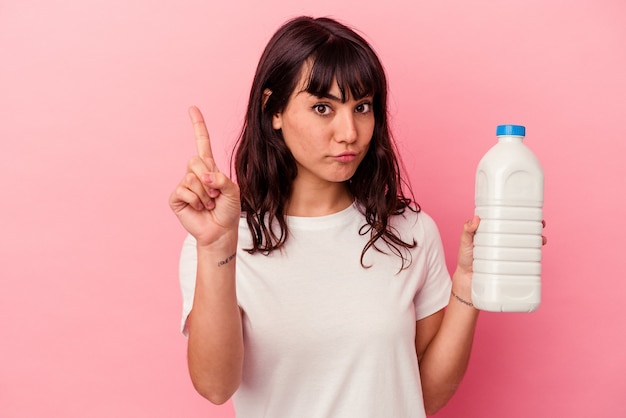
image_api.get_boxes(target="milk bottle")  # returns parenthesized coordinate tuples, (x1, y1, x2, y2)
(472, 125, 544, 312)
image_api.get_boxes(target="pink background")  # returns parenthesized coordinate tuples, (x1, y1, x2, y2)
(1, 0, 625, 417)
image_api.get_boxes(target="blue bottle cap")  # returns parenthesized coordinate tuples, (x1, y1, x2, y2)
(496, 125, 525, 136)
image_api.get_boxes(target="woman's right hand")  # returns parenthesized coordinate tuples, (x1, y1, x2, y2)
(169, 106, 241, 247)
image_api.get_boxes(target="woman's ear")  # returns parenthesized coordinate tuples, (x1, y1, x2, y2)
(262, 88, 272, 110)
(272, 112, 282, 130)
(264, 88, 282, 130)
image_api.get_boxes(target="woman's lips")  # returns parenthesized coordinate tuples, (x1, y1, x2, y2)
(333, 152, 357, 163)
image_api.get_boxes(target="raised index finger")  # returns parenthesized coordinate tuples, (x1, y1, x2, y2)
(188, 106, 214, 161)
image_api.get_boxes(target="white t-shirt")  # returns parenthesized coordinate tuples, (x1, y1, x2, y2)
(179, 203, 452, 418)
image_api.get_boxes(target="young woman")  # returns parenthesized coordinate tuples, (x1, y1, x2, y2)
(169, 16, 481, 417)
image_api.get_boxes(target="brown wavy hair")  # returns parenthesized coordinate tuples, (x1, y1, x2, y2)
(232, 16, 418, 269)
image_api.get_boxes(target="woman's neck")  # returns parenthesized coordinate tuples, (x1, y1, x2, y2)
(285, 181, 353, 217)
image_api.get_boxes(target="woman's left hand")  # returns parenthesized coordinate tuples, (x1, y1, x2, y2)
(456, 216, 480, 276)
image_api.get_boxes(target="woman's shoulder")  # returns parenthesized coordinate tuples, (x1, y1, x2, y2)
(390, 206, 442, 239)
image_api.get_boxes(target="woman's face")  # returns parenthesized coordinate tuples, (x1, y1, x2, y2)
(272, 67, 375, 188)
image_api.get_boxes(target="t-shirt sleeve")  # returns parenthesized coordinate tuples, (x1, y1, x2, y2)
(179, 233, 198, 336)
(414, 213, 452, 320)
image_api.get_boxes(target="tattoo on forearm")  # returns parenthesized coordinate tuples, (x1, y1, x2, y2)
(217, 252, 236, 267)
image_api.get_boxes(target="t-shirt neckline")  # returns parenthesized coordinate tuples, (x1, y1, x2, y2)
(286, 202, 360, 230)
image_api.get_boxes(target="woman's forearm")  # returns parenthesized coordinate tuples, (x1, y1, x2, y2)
(419, 270, 479, 415)
(187, 234, 244, 405)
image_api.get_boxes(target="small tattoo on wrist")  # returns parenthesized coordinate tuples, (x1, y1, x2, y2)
(451, 289, 474, 307)
(217, 252, 236, 267)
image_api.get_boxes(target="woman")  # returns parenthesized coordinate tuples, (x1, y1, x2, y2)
(169, 16, 480, 417)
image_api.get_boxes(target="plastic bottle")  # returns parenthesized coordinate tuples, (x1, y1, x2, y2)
(472, 125, 544, 312)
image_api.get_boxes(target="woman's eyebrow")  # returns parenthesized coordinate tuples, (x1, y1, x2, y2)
(299, 90, 343, 102)
(319, 92, 342, 102)
(318, 92, 374, 102)
(303, 90, 372, 102)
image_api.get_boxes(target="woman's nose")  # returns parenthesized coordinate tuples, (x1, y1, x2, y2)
(334, 111, 358, 143)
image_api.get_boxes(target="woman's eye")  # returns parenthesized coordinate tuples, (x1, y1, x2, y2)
(355, 102, 372, 114)
(313, 104, 331, 115)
